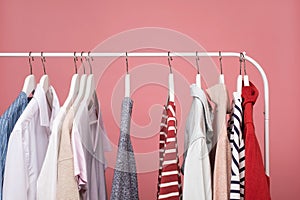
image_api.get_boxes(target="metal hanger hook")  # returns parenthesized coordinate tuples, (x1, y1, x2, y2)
(85, 51, 93, 74)
(168, 51, 173, 73)
(80, 51, 86, 74)
(219, 51, 223, 74)
(125, 52, 129, 74)
(28, 51, 34, 75)
(41, 52, 46, 74)
(195, 51, 200, 74)
(239, 52, 244, 75)
(242, 52, 247, 75)
(73, 52, 78, 74)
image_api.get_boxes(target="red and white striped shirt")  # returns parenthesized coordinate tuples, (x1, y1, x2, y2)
(157, 101, 182, 200)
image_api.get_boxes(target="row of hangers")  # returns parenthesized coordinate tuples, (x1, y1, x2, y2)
(21, 51, 249, 107)
(22, 52, 95, 114)
(166, 51, 249, 102)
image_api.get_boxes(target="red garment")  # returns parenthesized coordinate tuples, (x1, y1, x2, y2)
(157, 101, 182, 200)
(242, 82, 271, 200)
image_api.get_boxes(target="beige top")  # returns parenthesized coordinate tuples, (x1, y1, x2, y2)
(57, 107, 80, 200)
(207, 83, 231, 200)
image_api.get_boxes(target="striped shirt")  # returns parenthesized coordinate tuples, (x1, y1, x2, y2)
(228, 92, 245, 200)
(157, 101, 182, 200)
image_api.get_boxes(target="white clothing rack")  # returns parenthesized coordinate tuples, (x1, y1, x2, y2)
(0, 51, 270, 176)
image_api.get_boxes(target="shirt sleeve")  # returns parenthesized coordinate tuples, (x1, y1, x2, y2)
(0, 118, 8, 199)
(3, 128, 28, 200)
(71, 121, 87, 188)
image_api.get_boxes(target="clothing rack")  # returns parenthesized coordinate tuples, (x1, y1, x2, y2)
(0, 51, 270, 176)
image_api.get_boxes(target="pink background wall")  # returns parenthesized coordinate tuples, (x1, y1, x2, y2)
(0, 0, 299, 199)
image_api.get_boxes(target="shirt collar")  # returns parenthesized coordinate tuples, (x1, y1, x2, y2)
(34, 84, 60, 128)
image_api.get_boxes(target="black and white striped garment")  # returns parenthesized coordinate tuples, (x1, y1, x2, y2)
(228, 93, 245, 200)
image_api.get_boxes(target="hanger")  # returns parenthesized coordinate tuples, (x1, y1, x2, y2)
(237, 53, 243, 93)
(82, 51, 95, 105)
(168, 52, 175, 102)
(195, 51, 201, 88)
(242, 52, 250, 86)
(124, 52, 130, 97)
(219, 51, 225, 84)
(71, 52, 88, 111)
(39, 52, 53, 107)
(22, 52, 36, 96)
(61, 52, 80, 110)
(39, 52, 50, 93)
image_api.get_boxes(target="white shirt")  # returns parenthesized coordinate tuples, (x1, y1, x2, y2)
(182, 84, 213, 200)
(36, 106, 67, 200)
(3, 84, 60, 200)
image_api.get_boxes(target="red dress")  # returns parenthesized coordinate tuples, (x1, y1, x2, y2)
(242, 82, 271, 200)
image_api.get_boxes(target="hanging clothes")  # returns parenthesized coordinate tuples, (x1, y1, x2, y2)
(56, 106, 83, 200)
(0, 92, 28, 200)
(157, 101, 182, 200)
(157, 106, 167, 199)
(110, 97, 139, 200)
(228, 91, 245, 200)
(182, 84, 213, 200)
(3, 84, 60, 200)
(72, 93, 111, 200)
(207, 83, 232, 200)
(37, 106, 68, 200)
(242, 82, 271, 200)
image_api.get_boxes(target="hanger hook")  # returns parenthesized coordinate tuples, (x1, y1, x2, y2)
(196, 51, 200, 74)
(73, 52, 78, 74)
(239, 52, 244, 75)
(28, 52, 34, 75)
(85, 51, 93, 74)
(125, 52, 129, 74)
(41, 52, 46, 74)
(168, 51, 173, 73)
(80, 51, 86, 74)
(219, 51, 223, 74)
(243, 52, 247, 75)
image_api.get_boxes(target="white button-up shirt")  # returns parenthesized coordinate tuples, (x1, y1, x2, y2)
(36, 106, 67, 200)
(3, 84, 60, 200)
(182, 84, 213, 200)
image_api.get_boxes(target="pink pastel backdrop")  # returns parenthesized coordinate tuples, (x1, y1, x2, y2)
(0, 0, 299, 199)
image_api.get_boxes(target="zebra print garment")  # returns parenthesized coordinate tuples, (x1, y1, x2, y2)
(228, 92, 245, 200)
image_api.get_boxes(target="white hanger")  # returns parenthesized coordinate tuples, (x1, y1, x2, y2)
(168, 52, 175, 102)
(39, 53, 50, 93)
(22, 53, 36, 96)
(62, 53, 80, 110)
(83, 74, 95, 104)
(82, 53, 95, 105)
(242, 52, 250, 86)
(125, 52, 130, 98)
(125, 74, 130, 97)
(40, 75, 50, 92)
(237, 74, 243, 93)
(195, 52, 201, 88)
(23, 75, 36, 96)
(237, 54, 243, 93)
(219, 51, 225, 84)
(72, 53, 88, 111)
(72, 74, 87, 110)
